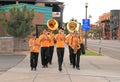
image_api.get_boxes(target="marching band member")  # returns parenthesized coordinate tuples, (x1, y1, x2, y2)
(66, 32, 73, 65)
(55, 28, 66, 72)
(28, 33, 40, 71)
(69, 32, 82, 70)
(48, 30, 55, 64)
(39, 29, 50, 68)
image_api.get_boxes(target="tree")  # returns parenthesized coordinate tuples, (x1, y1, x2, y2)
(0, 7, 6, 36)
(89, 26, 102, 39)
(5, 4, 34, 51)
(6, 4, 34, 38)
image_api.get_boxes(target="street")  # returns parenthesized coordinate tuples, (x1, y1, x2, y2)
(87, 39, 120, 60)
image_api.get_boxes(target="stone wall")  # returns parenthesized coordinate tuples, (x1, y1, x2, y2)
(0, 37, 29, 53)
(0, 37, 14, 53)
(14, 38, 29, 51)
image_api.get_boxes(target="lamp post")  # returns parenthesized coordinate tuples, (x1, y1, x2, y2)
(85, 2, 88, 49)
(58, 4, 64, 28)
(36, 24, 40, 38)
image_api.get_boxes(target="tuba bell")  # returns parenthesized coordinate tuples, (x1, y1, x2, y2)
(67, 20, 79, 33)
(47, 19, 58, 31)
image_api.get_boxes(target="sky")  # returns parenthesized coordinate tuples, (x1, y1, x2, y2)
(57, 0, 120, 24)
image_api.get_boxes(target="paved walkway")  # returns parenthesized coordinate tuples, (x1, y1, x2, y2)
(0, 47, 120, 82)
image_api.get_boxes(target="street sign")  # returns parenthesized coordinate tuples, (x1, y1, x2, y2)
(82, 19, 90, 31)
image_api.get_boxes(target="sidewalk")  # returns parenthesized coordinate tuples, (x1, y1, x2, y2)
(0, 47, 120, 82)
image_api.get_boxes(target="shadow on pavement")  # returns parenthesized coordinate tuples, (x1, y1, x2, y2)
(0, 55, 26, 72)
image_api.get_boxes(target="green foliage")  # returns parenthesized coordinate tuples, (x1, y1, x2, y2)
(37, 25, 47, 35)
(0, 7, 6, 36)
(5, 4, 34, 38)
(62, 22, 69, 34)
(83, 50, 101, 56)
(89, 26, 102, 39)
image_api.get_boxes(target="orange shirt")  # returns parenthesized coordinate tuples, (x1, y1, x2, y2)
(55, 34, 66, 48)
(39, 34, 50, 47)
(49, 33, 55, 46)
(66, 34, 73, 45)
(29, 38, 40, 53)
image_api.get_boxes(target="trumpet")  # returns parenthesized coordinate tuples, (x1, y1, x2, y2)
(47, 32, 51, 42)
(31, 39, 35, 51)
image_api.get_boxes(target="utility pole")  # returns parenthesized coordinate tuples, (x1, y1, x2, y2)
(85, 2, 88, 49)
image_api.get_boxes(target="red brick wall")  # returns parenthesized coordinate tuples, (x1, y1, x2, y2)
(32, 12, 45, 25)
(35, 3, 45, 6)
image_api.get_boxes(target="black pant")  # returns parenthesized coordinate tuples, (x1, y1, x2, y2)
(41, 47, 49, 66)
(49, 46, 54, 63)
(72, 48, 81, 68)
(68, 46, 73, 64)
(30, 52, 39, 68)
(57, 48, 64, 68)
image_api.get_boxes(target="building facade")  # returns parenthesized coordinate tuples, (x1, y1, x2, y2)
(0, 0, 64, 37)
(98, 12, 111, 39)
(110, 10, 120, 39)
(98, 10, 120, 39)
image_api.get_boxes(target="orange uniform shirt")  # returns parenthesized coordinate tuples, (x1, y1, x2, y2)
(55, 34, 66, 48)
(49, 33, 55, 46)
(29, 38, 40, 53)
(66, 34, 72, 45)
(39, 34, 50, 47)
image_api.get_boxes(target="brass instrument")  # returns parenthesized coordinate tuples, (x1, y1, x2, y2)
(67, 20, 80, 54)
(47, 19, 58, 31)
(47, 19, 58, 42)
(73, 39, 80, 54)
(47, 32, 51, 42)
(67, 20, 79, 33)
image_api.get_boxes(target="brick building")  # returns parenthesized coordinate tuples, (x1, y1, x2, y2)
(110, 10, 120, 39)
(98, 12, 111, 39)
(0, 0, 64, 37)
(98, 10, 120, 39)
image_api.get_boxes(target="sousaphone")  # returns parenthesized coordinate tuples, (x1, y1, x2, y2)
(67, 20, 79, 32)
(47, 19, 58, 30)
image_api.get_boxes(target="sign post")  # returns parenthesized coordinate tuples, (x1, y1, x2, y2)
(82, 19, 90, 49)
(98, 38, 102, 55)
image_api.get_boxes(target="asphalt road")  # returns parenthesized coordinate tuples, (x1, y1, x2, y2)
(87, 39, 120, 60)
(0, 55, 26, 74)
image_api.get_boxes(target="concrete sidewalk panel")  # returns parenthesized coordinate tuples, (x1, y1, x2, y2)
(0, 71, 36, 82)
(34, 74, 71, 82)
(70, 75, 108, 82)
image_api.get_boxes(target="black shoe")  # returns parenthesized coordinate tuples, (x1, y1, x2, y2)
(34, 67, 36, 71)
(31, 67, 33, 71)
(49, 62, 52, 64)
(73, 66, 75, 69)
(42, 65, 45, 68)
(58, 68, 62, 72)
(45, 65, 48, 68)
(76, 67, 80, 70)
